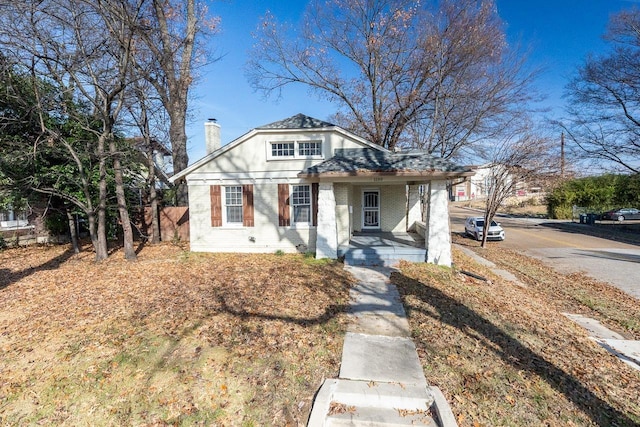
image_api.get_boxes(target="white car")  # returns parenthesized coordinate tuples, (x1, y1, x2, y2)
(464, 216, 505, 241)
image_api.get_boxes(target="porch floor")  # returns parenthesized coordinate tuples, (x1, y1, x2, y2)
(338, 232, 426, 266)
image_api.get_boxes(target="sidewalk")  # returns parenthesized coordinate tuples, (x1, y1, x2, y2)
(307, 265, 457, 426)
(456, 244, 640, 372)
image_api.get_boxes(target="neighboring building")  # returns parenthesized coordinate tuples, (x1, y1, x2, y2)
(170, 114, 473, 266)
(451, 163, 546, 202)
(0, 207, 30, 231)
(451, 164, 492, 201)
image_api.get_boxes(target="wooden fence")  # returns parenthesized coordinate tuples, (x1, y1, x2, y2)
(138, 207, 189, 242)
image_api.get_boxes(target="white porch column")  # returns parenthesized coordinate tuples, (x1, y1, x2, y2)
(316, 183, 338, 259)
(426, 180, 452, 266)
(407, 184, 422, 231)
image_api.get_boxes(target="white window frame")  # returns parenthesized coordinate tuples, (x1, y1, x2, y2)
(270, 142, 295, 158)
(222, 185, 243, 227)
(291, 184, 313, 227)
(298, 141, 322, 157)
(267, 140, 324, 161)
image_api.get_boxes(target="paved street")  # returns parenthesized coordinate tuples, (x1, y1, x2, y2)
(450, 206, 640, 299)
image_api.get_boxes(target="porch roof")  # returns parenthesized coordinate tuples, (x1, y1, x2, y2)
(298, 148, 474, 179)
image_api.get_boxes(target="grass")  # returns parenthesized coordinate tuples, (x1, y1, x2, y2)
(0, 243, 354, 426)
(394, 244, 640, 426)
(3, 239, 640, 426)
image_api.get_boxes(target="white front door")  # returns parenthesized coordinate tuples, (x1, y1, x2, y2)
(362, 189, 380, 229)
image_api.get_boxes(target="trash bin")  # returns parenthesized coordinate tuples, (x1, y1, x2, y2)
(586, 213, 596, 225)
(579, 214, 587, 224)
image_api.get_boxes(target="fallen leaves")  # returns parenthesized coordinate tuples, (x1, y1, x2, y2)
(394, 249, 640, 427)
(0, 243, 354, 425)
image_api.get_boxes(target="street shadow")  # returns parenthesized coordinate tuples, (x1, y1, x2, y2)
(572, 249, 640, 264)
(541, 222, 640, 247)
(0, 247, 77, 291)
(391, 271, 639, 426)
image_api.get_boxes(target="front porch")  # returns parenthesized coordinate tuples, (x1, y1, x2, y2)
(338, 231, 426, 266)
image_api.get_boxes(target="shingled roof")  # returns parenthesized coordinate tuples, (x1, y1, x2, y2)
(298, 148, 474, 178)
(257, 113, 335, 130)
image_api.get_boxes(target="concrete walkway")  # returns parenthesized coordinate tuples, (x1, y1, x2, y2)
(307, 265, 457, 426)
(456, 243, 640, 372)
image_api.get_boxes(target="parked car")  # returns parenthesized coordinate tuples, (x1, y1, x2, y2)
(601, 208, 640, 221)
(465, 216, 505, 241)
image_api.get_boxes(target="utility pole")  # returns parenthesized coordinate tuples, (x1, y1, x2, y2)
(560, 132, 565, 177)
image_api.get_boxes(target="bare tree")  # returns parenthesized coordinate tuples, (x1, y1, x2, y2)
(131, 0, 219, 206)
(0, 0, 141, 261)
(124, 77, 169, 244)
(564, 8, 640, 173)
(479, 124, 553, 247)
(248, 0, 536, 154)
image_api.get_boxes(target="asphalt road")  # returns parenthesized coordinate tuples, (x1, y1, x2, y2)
(450, 206, 640, 300)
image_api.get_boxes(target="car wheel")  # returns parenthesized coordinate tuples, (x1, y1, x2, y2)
(475, 232, 481, 241)
(617, 215, 625, 221)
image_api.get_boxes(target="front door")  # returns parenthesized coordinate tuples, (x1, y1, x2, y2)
(362, 189, 380, 229)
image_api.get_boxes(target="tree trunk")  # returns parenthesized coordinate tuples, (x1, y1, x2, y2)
(95, 136, 109, 261)
(169, 108, 189, 206)
(66, 208, 80, 254)
(87, 209, 97, 252)
(147, 144, 161, 244)
(109, 138, 137, 261)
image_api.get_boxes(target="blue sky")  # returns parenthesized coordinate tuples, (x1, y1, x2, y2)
(185, 0, 639, 163)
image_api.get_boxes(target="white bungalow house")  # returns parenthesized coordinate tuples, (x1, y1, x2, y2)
(169, 114, 473, 266)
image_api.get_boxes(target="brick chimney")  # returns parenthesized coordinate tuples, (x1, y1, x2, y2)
(205, 119, 221, 154)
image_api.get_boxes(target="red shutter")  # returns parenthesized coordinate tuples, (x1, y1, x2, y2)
(242, 184, 254, 227)
(312, 183, 319, 226)
(278, 184, 290, 226)
(210, 185, 222, 227)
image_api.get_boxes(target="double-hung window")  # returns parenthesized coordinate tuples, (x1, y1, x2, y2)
(292, 185, 311, 224)
(211, 185, 254, 228)
(278, 183, 317, 227)
(224, 186, 243, 224)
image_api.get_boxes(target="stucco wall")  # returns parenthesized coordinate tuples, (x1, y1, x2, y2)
(187, 130, 369, 181)
(188, 182, 316, 253)
(184, 128, 379, 254)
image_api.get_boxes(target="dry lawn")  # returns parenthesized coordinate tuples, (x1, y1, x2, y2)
(3, 239, 640, 427)
(394, 242, 640, 427)
(0, 243, 354, 426)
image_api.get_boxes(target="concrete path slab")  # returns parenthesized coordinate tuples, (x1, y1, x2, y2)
(596, 339, 640, 371)
(340, 332, 427, 386)
(346, 265, 412, 337)
(563, 313, 625, 340)
(563, 313, 640, 371)
(454, 244, 526, 287)
(307, 265, 458, 427)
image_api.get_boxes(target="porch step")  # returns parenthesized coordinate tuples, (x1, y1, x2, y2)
(325, 406, 438, 426)
(342, 247, 427, 267)
(308, 379, 440, 427)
